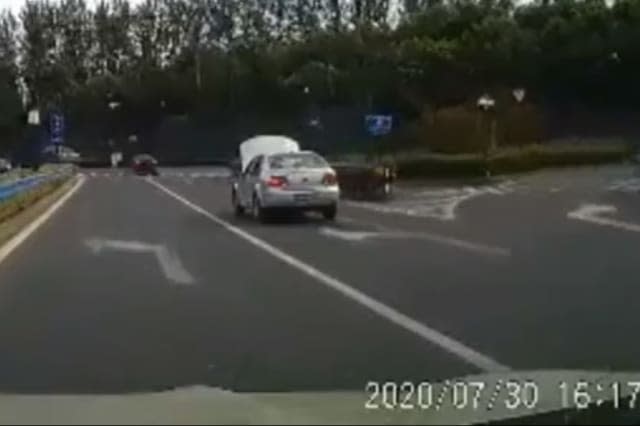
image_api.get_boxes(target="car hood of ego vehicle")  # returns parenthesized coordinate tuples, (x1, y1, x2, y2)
(0, 370, 638, 425)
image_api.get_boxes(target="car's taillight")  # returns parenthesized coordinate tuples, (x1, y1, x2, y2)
(322, 173, 338, 186)
(266, 176, 288, 188)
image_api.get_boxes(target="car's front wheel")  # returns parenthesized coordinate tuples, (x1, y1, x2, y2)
(322, 204, 337, 221)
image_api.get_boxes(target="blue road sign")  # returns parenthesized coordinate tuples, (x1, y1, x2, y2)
(365, 115, 393, 136)
(50, 113, 65, 145)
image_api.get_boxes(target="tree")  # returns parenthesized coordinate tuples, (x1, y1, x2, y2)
(20, 0, 61, 104)
(92, 0, 134, 77)
(1, 0, 638, 157)
(57, 0, 92, 92)
(352, 0, 391, 28)
(0, 10, 22, 153)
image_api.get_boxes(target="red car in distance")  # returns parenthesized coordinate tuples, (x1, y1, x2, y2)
(131, 154, 159, 176)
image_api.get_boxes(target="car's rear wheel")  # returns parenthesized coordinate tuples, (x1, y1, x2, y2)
(232, 189, 244, 216)
(252, 194, 269, 223)
(322, 203, 337, 221)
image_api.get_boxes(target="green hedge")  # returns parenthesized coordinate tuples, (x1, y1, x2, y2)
(392, 144, 634, 178)
(395, 154, 486, 178)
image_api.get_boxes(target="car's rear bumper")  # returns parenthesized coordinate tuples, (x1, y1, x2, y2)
(262, 187, 339, 209)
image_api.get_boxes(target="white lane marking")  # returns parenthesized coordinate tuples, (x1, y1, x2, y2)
(147, 178, 510, 373)
(319, 227, 379, 241)
(319, 226, 511, 257)
(347, 181, 516, 221)
(568, 204, 640, 233)
(85, 238, 195, 285)
(0, 175, 86, 265)
(608, 178, 640, 193)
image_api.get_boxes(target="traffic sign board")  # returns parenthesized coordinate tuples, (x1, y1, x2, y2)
(50, 113, 65, 145)
(365, 115, 393, 136)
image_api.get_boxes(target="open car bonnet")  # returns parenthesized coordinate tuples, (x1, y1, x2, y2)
(0, 370, 638, 425)
(239, 136, 300, 173)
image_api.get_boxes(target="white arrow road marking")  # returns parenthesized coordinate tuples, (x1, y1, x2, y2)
(567, 204, 640, 233)
(319, 227, 511, 257)
(147, 178, 510, 373)
(85, 238, 195, 285)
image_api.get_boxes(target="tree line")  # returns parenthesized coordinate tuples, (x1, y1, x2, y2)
(0, 0, 639, 156)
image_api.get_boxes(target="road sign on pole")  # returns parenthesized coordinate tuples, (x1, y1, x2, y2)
(513, 88, 526, 103)
(27, 109, 40, 125)
(49, 112, 65, 146)
(365, 115, 393, 136)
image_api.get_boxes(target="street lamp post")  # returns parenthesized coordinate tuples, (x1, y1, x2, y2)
(477, 94, 497, 177)
(107, 96, 123, 168)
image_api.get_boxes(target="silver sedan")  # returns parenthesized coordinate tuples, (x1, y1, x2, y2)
(232, 151, 340, 222)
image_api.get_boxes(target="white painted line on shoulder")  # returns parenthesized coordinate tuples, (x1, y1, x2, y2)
(0, 175, 86, 265)
(568, 204, 640, 233)
(147, 178, 510, 373)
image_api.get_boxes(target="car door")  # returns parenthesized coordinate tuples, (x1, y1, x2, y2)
(239, 156, 261, 205)
(238, 157, 255, 206)
(244, 155, 263, 203)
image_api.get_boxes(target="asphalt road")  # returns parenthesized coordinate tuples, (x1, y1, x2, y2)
(0, 165, 639, 396)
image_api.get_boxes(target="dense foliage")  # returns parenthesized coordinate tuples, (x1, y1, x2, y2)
(0, 0, 638, 157)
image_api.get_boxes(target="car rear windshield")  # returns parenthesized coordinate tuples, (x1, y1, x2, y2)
(269, 153, 328, 170)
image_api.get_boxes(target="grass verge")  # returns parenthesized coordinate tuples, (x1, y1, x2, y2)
(0, 177, 74, 247)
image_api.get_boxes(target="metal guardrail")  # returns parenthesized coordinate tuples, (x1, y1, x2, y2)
(0, 173, 68, 204)
(0, 175, 50, 203)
